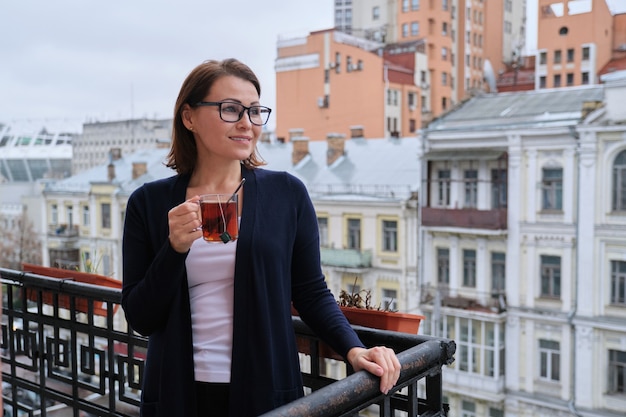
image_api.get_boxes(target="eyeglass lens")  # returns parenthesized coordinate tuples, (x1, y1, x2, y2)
(220, 102, 270, 125)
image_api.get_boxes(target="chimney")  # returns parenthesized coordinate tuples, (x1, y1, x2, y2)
(292, 137, 309, 165)
(132, 162, 147, 179)
(288, 128, 304, 142)
(326, 133, 346, 166)
(107, 163, 115, 182)
(350, 125, 364, 139)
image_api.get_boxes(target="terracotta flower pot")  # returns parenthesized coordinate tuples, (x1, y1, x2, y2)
(292, 304, 425, 360)
(22, 263, 122, 317)
(339, 307, 425, 334)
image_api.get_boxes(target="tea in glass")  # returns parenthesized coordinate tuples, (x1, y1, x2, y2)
(199, 194, 238, 243)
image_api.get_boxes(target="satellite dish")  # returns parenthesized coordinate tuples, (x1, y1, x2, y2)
(483, 59, 497, 93)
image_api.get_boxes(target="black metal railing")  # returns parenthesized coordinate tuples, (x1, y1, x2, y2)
(1, 268, 455, 417)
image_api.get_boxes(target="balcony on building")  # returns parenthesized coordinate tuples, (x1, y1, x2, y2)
(421, 150, 508, 231)
(321, 247, 373, 268)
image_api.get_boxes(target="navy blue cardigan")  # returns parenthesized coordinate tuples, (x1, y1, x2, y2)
(122, 167, 364, 416)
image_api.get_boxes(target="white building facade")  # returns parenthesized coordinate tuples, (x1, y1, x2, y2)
(419, 79, 626, 416)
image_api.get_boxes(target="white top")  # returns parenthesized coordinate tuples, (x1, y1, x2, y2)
(186, 237, 237, 383)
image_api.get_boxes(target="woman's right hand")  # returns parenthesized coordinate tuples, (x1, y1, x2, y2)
(168, 196, 202, 253)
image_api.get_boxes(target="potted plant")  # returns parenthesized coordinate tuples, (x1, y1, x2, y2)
(336, 283, 425, 334)
(22, 262, 122, 317)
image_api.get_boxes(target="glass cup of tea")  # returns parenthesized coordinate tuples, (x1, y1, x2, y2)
(198, 193, 238, 243)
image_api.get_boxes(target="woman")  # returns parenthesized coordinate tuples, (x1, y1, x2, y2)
(121, 58, 400, 417)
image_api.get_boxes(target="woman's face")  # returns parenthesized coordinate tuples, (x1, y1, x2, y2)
(182, 75, 262, 165)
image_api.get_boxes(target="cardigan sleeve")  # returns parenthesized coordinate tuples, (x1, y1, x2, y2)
(287, 175, 365, 358)
(121, 181, 189, 336)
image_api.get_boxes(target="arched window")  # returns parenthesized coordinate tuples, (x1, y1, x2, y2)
(613, 150, 626, 211)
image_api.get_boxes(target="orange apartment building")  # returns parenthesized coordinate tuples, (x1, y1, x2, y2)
(536, 0, 615, 88)
(274, 0, 526, 142)
(275, 30, 423, 142)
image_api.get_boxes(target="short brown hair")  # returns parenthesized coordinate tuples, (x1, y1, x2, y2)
(166, 58, 267, 174)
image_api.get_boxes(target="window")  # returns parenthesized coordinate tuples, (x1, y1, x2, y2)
(347, 218, 361, 249)
(539, 51, 547, 65)
(608, 349, 626, 394)
(101, 203, 111, 229)
(490, 408, 504, 417)
(51, 204, 58, 225)
(318, 217, 328, 247)
(82, 206, 90, 226)
(382, 220, 398, 252)
(492, 252, 506, 294)
(441, 47, 447, 61)
(567, 48, 574, 62)
(566, 73, 574, 86)
(611, 260, 626, 305)
(463, 249, 476, 287)
(539, 76, 547, 89)
(491, 169, 507, 209)
(582, 72, 589, 84)
(382, 288, 397, 310)
(66, 205, 74, 227)
(464, 169, 478, 208)
(442, 22, 448, 36)
(402, 0, 409, 12)
(542, 168, 563, 210)
(554, 74, 562, 87)
(582, 46, 590, 62)
(408, 92, 416, 108)
(461, 400, 476, 417)
(540, 255, 561, 298)
(372, 6, 380, 20)
(612, 150, 626, 211)
(438, 170, 451, 206)
(539, 339, 560, 381)
(437, 248, 450, 284)
(554, 50, 562, 64)
(411, 0, 419, 11)
(411, 21, 419, 36)
(402, 23, 409, 37)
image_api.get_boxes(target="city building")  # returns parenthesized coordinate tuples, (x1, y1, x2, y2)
(0, 121, 76, 249)
(535, 0, 623, 89)
(72, 118, 171, 174)
(417, 75, 626, 416)
(334, 0, 526, 104)
(275, 28, 429, 141)
(39, 135, 422, 315)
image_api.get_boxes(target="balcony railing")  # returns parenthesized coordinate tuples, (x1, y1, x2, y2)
(47, 224, 80, 238)
(320, 247, 373, 268)
(421, 207, 507, 230)
(1, 267, 455, 417)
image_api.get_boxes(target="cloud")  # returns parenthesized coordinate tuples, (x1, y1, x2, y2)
(0, 0, 333, 129)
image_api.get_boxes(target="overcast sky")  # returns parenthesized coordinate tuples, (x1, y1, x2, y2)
(2, 1, 625, 133)
(0, 0, 334, 131)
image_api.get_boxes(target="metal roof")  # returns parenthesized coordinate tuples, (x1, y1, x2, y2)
(44, 137, 422, 201)
(427, 85, 604, 132)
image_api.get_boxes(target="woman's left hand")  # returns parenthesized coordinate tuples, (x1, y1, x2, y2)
(346, 346, 401, 394)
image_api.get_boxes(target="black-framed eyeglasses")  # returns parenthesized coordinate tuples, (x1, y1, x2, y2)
(194, 101, 272, 126)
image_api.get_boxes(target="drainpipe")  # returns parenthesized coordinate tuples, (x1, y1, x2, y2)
(568, 127, 582, 417)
